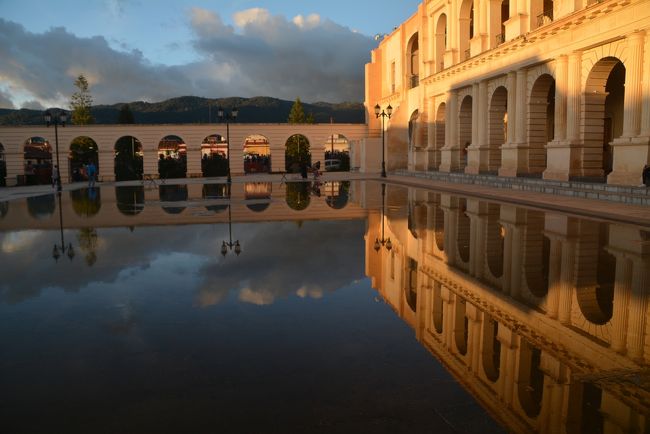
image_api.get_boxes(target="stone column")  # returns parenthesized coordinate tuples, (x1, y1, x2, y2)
(506, 72, 517, 144)
(466, 83, 482, 174)
(539, 352, 569, 434)
(97, 147, 115, 182)
(622, 31, 645, 138)
(641, 31, 650, 138)
(566, 51, 582, 142)
(627, 256, 649, 362)
(515, 69, 528, 145)
(609, 253, 632, 353)
(497, 325, 519, 405)
(554, 55, 568, 142)
(186, 148, 203, 178)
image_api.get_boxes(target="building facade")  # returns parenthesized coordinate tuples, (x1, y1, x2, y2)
(365, 0, 650, 185)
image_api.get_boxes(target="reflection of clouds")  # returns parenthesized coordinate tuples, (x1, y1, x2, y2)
(296, 286, 323, 299)
(1, 230, 45, 253)
(239, 287, 275, 306)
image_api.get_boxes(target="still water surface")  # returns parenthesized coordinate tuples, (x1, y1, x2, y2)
(0, 180, 647, 433)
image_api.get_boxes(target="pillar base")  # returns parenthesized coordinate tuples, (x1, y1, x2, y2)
(607, 136, 650, 186)
(543, 139, 582, 181)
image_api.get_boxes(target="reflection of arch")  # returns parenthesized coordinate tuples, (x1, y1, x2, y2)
(482, 317, 500, 382)
(528, 74, 555, 175)
(285, 182, 311, 211)
(523, 211, 550, 297)
(432, 282, 444, 333)
(202, 134, 228, 177)
(405, 258, 418, 312)
(245, 182, 272, 212)
(27, 194, 55, 220)
(454, 296, 468, 355)
(114, 136, 143, 181)
(158, 135, 187, 179)
(69, 136, 98, 182)
(518, 340, 543, 418)
(407, 33, 419, 88)
(285, 134, 311, 172)
(202, 184, 229, 213)
(116, 186, 145, 216)
(0, 142, 6, 187)
(488, 87, 507, 172)
(70, 188, 101, 217)
(583, 57, 625, 178)
(24, 137, 52, 185)
(575, 222, 615, 325)
(159, 185, 188, 214)
(459, 96, 472, 170)
(244, 134, 271, 174)
(435, 14, 447, 72)
(325, 181, 350, 209)
(486, 204, 504, 279)
(457, 199, 470, 263)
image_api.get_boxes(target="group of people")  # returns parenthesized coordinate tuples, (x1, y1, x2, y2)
(53, 161, 97, 190)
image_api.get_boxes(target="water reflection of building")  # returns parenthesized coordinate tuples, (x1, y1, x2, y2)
(366, 186, 649, 433)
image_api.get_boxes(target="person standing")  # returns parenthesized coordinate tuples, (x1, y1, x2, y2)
(86, 161, 97, 188)
(52, 165, 60, 189)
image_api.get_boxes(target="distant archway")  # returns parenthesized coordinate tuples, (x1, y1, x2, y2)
(245, 182, 271, 212)
(488, 87, 507, 173)
(201, 134, 228, 177)
(435, 14, 447, 72)
(159, 185, 188, 214)
(69, 136, 99, 182)
(528, 74, 555, 175)
(24, 137, 52, 185)
(158, 135, 187, 179)
(116, 186, 145, 216)
(114, 136, 143, 181)
(407, 33, 419, 88)
(244, 134, 271, 174)
(459, 96, 473, 171)
(285, 134, 311, 172)
(323, 134, 350, 172)
(459, 0, 474, 59)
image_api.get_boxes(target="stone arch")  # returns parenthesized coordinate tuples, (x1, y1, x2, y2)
(517, 340, 544, 418)
(115, 186, 145, 216)
(286, 182, 311, 211)
(201, 134, 228, 177)
(435, 13, 447, 72)
(406, 33, 419, 88)
(70, 188, 101, 218)
(114, 136, 143, 181)
(202, 183, 229, 213)
(23, 136, 52, 185)
(488, 86, 507, 172)
(522, 210, 550, 298)
(159, 184, 188, 215)
(325, 181, 350, 209)
(158, 135, 187, 179)
(408, 110, 420, 148)
(244, 134, 271, 174)
(486, 203, 504, 279)
(245, 182, 271, 212)
(454, 296, 468, 355)
(575, 222, 615, 325)
(459, 95, 473, 171)
(582, 57, 625, 179)
(457, 198, 470, 264)
(0, 142, 6, 187)
(323, 134, 350, 172)
(432, 102, 446, 170)
(528, 73, 555, 175)
(27, 194, 55, 220)
(482, 316, 501, 382)
(285, 134, 311, 172)
(69, 136, 99, 182)
(459, 0, 474, 60)
(433, 282, 444, 334)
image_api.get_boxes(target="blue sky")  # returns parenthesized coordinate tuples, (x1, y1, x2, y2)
(0, 0, 421, 108)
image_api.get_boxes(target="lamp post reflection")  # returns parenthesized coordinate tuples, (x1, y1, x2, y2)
(217, 107, 238, 184)
(52, 191, 75, 262)
(374, 183, 392, 252)
(221, 198, 241, 257)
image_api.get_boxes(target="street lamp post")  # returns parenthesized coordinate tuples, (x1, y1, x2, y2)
(52, 191, 75, 262)
(44, 109, 67, 191)
(374, 103, 392, 178)
(221, 199, 241, 257)
(217, 107, 238, 184)
(374, 183, 393, 252)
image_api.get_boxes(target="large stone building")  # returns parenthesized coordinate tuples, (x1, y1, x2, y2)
(364, 0, 650, 185)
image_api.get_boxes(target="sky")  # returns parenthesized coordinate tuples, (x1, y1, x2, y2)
(0, 0, 421, 109)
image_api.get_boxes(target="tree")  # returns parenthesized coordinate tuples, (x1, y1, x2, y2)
(287, 97, 306, 124)
(306, 112, 315, 124)
(118, 104, 135, 124)
(70, 74, 94, 125)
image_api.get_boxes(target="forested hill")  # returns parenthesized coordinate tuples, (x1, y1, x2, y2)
(0, 96, 365, 125)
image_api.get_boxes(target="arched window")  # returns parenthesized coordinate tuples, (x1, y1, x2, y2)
(407, 33, 419, 88)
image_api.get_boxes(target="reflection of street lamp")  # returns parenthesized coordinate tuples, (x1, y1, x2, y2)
(374, 103, 392, 178)
(52, 191, 75, 262)
(217, 107, 238, 184)
(44, 109, 67, 191)
(221, 198, 241, 257)
(374, 183, 392, 252)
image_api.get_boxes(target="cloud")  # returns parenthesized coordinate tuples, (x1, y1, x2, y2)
(0, 7, 373, 107)
(21, 99, 45, 110)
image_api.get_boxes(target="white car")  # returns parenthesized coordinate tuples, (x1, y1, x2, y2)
(324, 159, 341, 171)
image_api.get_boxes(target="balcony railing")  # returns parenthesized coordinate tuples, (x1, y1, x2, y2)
(537, 9, 554, 27)
(410, 75, 420, 89)
(464, 49, 471, 60)
(496, 33, 505, 45)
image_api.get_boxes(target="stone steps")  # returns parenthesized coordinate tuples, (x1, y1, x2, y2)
(394, 170, 650, 206)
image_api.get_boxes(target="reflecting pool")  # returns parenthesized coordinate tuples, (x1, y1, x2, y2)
(0, 180, 648, 433)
